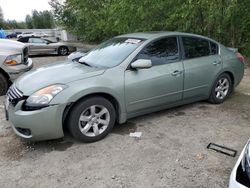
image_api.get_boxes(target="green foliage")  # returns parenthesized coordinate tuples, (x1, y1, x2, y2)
(4, 20, 27, 29)
(0, 5, 55, 30)
(50, 0, 250, 55)
(0, 6, 26, 29)
(25, 10, 55, 29)
(25, 15, 33, 29)
(0, 6, 4, 28)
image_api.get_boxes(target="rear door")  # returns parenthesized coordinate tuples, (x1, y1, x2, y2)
(181, 36, 222, 99)
(125, 36, 184, 113)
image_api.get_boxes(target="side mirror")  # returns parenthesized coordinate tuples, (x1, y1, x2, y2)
(131, 59, 152, 69)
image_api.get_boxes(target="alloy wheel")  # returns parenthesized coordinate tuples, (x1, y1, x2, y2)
(78, 105, 110, 137)
(215, 78, 230, 100)
(60, 47, 68, 55)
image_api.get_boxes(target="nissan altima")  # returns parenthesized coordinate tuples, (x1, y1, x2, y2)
(5, 32, 245, 142)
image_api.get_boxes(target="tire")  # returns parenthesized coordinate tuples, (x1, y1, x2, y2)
(58, 46, 69, 56)
(0, 73, 9, 96)
(208, 73, 233, 104)
(67, 96, 116, 142)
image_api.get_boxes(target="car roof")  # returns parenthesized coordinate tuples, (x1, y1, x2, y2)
(116, 31, 218, 43)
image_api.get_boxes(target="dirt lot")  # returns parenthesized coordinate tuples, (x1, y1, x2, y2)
(0, 56, 249, 188)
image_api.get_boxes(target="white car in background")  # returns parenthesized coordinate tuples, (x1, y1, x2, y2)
(17, 32, 35, 39)
(17, 32, 48, 39)
(229, 140, 250, 187)
(34, 32, 48, 37)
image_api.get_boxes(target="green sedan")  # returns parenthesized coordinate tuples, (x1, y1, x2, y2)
(5, 32, 245, 142)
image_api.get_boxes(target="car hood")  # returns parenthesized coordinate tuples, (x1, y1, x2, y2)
(0, 39, 26, 55)
(15, 61, 106, 95)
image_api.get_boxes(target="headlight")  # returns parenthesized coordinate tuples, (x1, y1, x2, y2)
(4, 54, 22, 66)
(242, 141, 250, 179)
(25, 84, 67, 108)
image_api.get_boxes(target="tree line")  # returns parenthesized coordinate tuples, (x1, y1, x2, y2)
(0, 7, 55, 30)
(50, 0, 250, 55)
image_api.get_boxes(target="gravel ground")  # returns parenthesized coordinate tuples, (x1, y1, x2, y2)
(0, 56, 249, 188)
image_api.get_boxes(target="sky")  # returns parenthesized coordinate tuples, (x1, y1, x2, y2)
(0, 0, 52, 21)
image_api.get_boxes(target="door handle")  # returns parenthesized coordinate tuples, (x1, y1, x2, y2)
(171, 70, 182, 76)
(213, 60, 222, 65)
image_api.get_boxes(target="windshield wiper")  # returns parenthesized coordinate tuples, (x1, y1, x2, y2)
(78, 61, 92, 67)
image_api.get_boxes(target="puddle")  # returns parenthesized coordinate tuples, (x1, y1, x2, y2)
(112, 122, 137, 135)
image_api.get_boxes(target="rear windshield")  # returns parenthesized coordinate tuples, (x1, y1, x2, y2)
(79, 37, 145, 68)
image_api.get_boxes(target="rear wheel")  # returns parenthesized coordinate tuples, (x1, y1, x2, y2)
(67, 96, 116, 142)
(208, 73, 233, 104)
(0, 73, 8, 96)
(58, 46, 69, 56)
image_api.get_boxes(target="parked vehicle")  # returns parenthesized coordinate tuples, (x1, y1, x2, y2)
(6, 31, 22, 39)
(17, 36, 76, 56)
(34, 32, 48, 37)
(0, 39, 33, 95)
(230, 140, 250, 188)
(5, 32, 245, 142)
(0, 29, 6, 39)
(17, 32, 34, 39)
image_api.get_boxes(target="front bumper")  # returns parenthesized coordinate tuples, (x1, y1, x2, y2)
(229, 141, 249, 188)
(6, 99, 66, 141)
(3, 58, 33, 81)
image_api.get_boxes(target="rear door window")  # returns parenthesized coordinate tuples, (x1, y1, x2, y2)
(210, 41, 219, 55)
(182, 37, 210, 59)
(137, 37, 180, 66)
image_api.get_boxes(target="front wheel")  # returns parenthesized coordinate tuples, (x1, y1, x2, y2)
(67, 96, 116, 142)
(208, 73, 233, 104)
(58, 46, 69, 56)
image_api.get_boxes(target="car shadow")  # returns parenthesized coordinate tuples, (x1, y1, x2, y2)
(17, 101, 211, 155)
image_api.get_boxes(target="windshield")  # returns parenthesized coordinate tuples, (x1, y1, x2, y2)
(45, 39, 54, 43)
(79, 37, 145, 68)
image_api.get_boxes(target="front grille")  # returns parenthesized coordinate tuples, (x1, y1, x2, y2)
(23, 47, 29, 65)
(6, 84, 24, 106)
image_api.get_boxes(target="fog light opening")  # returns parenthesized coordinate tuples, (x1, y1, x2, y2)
(16, 127, 31, 136)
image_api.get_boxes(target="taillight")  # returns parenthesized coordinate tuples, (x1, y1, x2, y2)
(237, 52, 245, 63)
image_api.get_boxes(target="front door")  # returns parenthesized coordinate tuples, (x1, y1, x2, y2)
(28, 38, 54, 54)
(125, 36, 184, 113)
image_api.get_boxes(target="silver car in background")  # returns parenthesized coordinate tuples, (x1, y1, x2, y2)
(18, 37, 77, 56)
